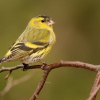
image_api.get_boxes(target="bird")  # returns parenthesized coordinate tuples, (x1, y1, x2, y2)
(0, 15, 56, 69)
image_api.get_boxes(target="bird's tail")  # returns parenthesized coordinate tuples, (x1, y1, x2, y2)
(0, 58, 7, 64)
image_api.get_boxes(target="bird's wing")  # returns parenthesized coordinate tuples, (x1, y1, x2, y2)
(1, 28, 52, 62)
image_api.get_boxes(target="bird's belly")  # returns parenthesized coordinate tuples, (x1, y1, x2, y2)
(20, 46, 51, 64)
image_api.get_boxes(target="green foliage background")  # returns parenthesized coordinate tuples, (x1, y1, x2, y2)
(0, 0, 100, 100)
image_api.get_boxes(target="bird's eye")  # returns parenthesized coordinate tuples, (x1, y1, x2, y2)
(41, 20, 45, 23)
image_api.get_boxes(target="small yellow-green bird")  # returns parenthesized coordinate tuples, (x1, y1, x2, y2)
(0, 15, 56, 69)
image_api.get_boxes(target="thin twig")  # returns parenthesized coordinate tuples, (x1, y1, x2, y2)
(88, 83, 100, 100)
(0, 72, 36, 99)
(88, 71, 100, 100)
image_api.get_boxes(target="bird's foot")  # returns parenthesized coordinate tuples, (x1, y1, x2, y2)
(23, 63, 29, 71)
(41, 62, 47, 70)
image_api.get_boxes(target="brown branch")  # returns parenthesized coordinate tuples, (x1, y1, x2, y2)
(0, 61, 100, 73)
(88, 71, 100, 100)
(30, 69, 51, 100)
(1, 61, 100, 100)
(0, 65, 41, 79)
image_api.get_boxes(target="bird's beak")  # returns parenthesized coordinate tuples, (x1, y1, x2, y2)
(48, 19, 54, 25)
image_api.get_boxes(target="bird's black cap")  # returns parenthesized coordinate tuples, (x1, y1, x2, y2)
(37, 15, 51, 19)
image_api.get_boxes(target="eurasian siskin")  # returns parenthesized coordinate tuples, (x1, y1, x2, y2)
(0, 15, 56, 68)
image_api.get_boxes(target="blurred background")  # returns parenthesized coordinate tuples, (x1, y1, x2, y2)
(0, 0, 100, 100)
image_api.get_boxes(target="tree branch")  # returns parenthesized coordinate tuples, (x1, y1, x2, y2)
(30, 69, 51, 100)
(0, 60, 100, 100)
(88, 71, 100, 100)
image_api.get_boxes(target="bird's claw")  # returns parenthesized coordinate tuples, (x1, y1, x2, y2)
(22, 63, 29, 71)
(41, 62, 47, 70)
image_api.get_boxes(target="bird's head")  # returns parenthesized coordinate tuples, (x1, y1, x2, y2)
(28, 15, 54, 29)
